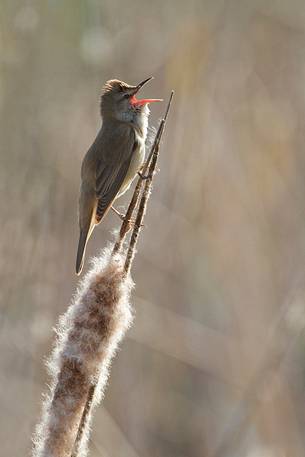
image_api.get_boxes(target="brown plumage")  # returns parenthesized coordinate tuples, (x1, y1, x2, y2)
(76, 77, 162, 275)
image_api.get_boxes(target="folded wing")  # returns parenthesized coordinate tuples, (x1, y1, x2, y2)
(95, 124, 136, 223)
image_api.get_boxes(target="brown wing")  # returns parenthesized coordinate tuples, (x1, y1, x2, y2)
(95, 124, 136, 223)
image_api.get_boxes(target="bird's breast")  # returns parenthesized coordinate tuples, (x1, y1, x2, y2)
(126, 136, 145, 181)
(117, 136, 145, 198)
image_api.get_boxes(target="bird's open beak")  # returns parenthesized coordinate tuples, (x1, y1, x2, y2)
(130, 77, 163, 106)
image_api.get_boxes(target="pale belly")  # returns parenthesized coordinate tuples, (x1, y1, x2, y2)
(116, 141, 145, 198)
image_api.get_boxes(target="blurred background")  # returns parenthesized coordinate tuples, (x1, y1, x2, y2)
(1, 0, 305, 456)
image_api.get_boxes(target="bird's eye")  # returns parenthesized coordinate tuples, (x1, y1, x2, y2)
(123, 93, 130, 99)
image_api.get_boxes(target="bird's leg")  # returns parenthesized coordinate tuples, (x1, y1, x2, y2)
(111, 206, 144, 227)
(111, 206, 126, 221)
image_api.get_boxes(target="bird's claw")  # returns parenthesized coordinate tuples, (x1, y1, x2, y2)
(138, 171, 153, 180)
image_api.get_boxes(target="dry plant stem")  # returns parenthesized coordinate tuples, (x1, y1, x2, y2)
(112, 178, 144, 255)
(123, 125, 163, 273)
(33, 93, 173, 457)
(33, 252, 133, 457)
(124, 91, 174, 274)
(71, 385, 95, 457)
(71, 92, 173, 457)
(112, 110, 165, 255)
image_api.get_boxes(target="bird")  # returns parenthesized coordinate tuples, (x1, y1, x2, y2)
(76, 77, 162, 275)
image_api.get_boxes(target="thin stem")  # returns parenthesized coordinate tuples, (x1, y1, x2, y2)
(112, 105, 167, 255)
(71, 385, 95, 457)
(124, 91, 174, 274)
(71, 91, 174, 457)
(112, 179, 144, 255)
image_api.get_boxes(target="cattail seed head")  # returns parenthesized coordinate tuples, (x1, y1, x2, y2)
(32, 247, 133, 457)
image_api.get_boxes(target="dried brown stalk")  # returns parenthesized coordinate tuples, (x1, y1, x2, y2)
(124, 91, 174, 274)
(71, 92, 174, 456)
(32, 250, 133, 457)
(112, 91, 174, 257)
(32, 92, 173, 457)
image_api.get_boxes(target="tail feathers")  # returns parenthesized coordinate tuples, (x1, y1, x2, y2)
(76, 228, 90, 275)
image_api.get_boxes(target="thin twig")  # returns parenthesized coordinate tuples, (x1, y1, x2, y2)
(124, 91, 174, 274)
(112, 104, 169, 255)
(33, 252, 133, 457)
(112, 179, 144, 255)
(71, 91, 174, 457)
(71, 385, 95, 457)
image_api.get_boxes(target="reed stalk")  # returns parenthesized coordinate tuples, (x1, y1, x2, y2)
(32, 92, 173, 457)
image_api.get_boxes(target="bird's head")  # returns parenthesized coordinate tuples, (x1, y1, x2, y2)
(100, 77, 162, 122)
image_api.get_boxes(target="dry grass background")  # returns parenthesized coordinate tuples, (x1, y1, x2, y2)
(1, 1, 305, 456)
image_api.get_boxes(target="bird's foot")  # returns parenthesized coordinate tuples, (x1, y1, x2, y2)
(138, 171, 154, 180)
